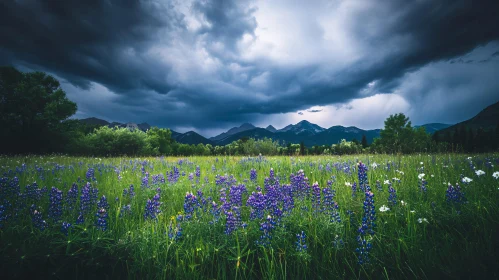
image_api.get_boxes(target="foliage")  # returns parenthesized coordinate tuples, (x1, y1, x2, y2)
(0, 66, 77, 153)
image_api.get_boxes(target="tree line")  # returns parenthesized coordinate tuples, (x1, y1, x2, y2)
(1, 67, 497, 156)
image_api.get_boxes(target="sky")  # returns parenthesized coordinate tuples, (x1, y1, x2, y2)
(1, 0, 499, 137)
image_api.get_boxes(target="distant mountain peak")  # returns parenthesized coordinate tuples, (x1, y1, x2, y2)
(265, 125, 277, 132)
(279, 120, 325, 135)
(210, 123, 256, 141)
(240, 123, 255, 128)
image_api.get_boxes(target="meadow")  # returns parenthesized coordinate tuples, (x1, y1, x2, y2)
(0, 154, 498, 279)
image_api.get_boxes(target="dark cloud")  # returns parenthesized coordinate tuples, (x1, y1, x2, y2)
(1, 0, 499, 133)
(307, 109, 323, 113)
(0, 0, 183, 93)
(297, 112, 304, 115)
(192, 0, 257, 55)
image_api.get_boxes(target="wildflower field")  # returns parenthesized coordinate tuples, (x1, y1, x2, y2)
(1, 155, 498, 279)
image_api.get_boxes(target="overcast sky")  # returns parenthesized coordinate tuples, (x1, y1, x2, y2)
(1, 0, 499, 137)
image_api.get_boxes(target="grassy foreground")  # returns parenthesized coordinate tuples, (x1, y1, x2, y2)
(0, 154, 498, 279)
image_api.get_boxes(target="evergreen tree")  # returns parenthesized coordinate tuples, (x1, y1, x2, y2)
(466, 127, 474, 152)
(361, 134, 368, 148)
(299, 141, 305, 156)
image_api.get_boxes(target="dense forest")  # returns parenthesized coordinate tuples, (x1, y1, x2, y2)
(1, 66, 498, 156)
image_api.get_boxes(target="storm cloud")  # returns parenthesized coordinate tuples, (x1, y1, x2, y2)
(1, 0, 498, 135)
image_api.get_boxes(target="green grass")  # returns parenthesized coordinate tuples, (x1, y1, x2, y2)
(0, 154, 498, 279)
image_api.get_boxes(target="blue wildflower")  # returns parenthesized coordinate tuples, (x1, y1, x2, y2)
(48, 187, 63, 222)
(296, 231, 308, 252)
(95, 208, 108, 231)
(61, 222, 72, 236)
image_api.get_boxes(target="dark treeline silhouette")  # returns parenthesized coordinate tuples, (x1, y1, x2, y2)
(432, 123, 499, 153)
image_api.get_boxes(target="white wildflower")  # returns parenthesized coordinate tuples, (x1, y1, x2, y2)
(420, 162, 424, 165)
(418, 173, 425, 180)
(392, 177, 400, 182)
(410, 210, 416, 213)
(475, 170, 485, 176)
(462, 177, 473, 183)
(417, 218, 428, 224)
(467, 157, 472, 160)
(379, 205, 390, 212)
(400, 200, 407, 206)
(384, 180, 390, 185)
(371, 162, 378, 169)
(345, 182, 352, 187)
(493, 171, 499, 179)
(431, 174, 434, 178)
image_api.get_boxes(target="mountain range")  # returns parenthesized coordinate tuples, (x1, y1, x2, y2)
(79, 118, 452, 147)
(434, 100, 499, 137)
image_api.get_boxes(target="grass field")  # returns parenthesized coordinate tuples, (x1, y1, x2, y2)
(1, 154, 498, 279)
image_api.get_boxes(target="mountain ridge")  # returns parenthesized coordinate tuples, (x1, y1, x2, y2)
(77, 118, 456, 147)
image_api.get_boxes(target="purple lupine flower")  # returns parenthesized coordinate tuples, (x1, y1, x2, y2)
(357, 162, 369, 192)
(359, 191, 376, 236)
(356, 235, 373, 265)
(446, 183, 466, 204)
(289, 169, 309, 200)
(327, 179, 333, 188)
(322, 188, 341, 223)
(97, 195, 109, 211)
(184, 192, 199, 220)
(128, 185, 135, 198)
(257, 215, 276, 247)
(388, 185, 397, 206)
(195, 166, 201, 178)
(188, 173, 194, 181)
(30, 205, 47, 231)
(281, 184, 295, 213)
(24, 182, 43, 201)
(269, 168, 275, 179)
(76, 214, 85, 225)
(65, 183, 79, 211)
(61, 222, 72, 236)
(311, 182, 321, 213)
(89, 184, 99, 203)
(419, 179, 428, 195)
(247, 191, 266, 220)
(326, 163, 332, 173)
(250, 169, 257, 182)
(86, 168, 95, 181)
(210, 201, 222, 222)
(144, 193, 162, 220)
(196, 190, 208, 211)
(224, 210, 239, 235)
(229, 184, 247, 208)
(48, 187, 63, 222)
(356, 191, 376, 265)
(79, 182, 92, 215)
(295, 231, 308, 252)
(95, 208, 108, 231)
(141, 172, 149, 188)
(168, 222, 183, 241)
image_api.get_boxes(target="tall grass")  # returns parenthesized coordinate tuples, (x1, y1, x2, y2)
(0, 154, 498, 279)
